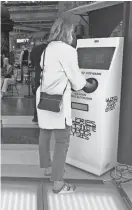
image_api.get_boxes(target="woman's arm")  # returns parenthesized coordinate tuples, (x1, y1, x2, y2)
(60, 48, 86, 91)
(62, 48, 98, 92)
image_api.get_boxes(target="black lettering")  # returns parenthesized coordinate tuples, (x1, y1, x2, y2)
(71, 118, 96, 140)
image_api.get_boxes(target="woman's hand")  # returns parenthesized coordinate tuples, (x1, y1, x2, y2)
(85, 80, 96, 88)
(83, 78, 98, 93)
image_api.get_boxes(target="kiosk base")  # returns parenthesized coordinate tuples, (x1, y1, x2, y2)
(66, 157, 117, 176)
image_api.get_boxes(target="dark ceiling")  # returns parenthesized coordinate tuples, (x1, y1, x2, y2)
(3, 1, 59, 35)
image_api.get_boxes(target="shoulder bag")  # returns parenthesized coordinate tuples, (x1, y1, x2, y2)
(37, 48, 68, 113)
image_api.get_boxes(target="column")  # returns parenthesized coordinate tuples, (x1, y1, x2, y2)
(118, 2, 132, 165)
(1, 3, 14, 57)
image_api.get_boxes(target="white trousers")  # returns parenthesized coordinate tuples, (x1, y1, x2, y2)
(1, 77, 15, 93)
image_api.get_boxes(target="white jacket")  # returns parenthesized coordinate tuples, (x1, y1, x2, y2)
(36, 41, 86, 129)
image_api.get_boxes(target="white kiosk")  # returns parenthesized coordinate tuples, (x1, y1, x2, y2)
(66, 37, 124, 176)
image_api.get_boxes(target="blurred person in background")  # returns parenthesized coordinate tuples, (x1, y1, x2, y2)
(30, 34, 49, 123)
(1, 52, 6, 68)
(19, 45, 29, 83)
(1, 57, 15, 98)
(9, 49, 15, 65)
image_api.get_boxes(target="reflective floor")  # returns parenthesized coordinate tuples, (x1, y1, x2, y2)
(1, 179, 131, 210)
(44, 182, 129, 210)
(1, 98, 34, 116)
(1, 181, 38, 210)
(121, 182, 132, 202)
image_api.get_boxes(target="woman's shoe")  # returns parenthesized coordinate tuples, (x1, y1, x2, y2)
(44, 167, 52, 176)
(52, 182, 76, 194)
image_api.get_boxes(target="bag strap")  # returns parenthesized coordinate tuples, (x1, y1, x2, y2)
(59, 61, 68, 94)
(40, 48, 68, 95)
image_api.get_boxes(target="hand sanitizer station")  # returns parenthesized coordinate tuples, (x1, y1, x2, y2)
(66, 37, 124, 176)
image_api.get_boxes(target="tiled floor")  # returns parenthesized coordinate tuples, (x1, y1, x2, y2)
(2, 128, 39, 144)
(121, 182, 132, 202)
(1, 180, 39, 210)
(1, 83, 34, 116)
(44, 182, 128, 210)
(1, 116, 39, 144)
(2, 179, 130, 210)
(1, 98, 34, 116)
(2, 116, 37, 127)
(1, 151, 111, 181)
(5, 83, 31, 98)
(1, 144, 111, 181)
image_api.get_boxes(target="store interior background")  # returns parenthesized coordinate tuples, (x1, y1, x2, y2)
(1, 1, 132, 209)
(1, 1, 132, 204)
(2, 1, 122, 72)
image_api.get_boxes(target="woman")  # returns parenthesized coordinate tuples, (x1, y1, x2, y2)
(1, 57, 15, 98)
(36, 16, 96, 194)
(19, 45, 29, 83)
